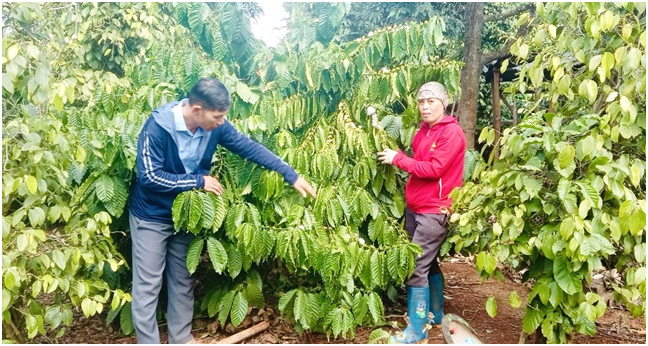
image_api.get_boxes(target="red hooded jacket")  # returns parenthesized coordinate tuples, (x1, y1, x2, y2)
(392, 116, 466, 214)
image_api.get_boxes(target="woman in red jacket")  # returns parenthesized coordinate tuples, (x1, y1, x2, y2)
(378, 82, 466, 344)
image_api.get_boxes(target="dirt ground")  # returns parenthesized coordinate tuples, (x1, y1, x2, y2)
(38, 260, 646, 344)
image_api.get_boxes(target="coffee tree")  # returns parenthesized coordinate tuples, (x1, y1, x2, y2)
(170, 7, 461, 337)
(448, 2, 645, 343)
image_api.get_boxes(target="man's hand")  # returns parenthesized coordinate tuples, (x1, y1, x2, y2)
(377, 148, 398, 165)
(293, 176, 316, 198)
(203, 175, 223, 195)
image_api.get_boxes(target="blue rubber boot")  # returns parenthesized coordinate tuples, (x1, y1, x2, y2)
(428, 273, 444, 325)
(388, 286, 429, 344)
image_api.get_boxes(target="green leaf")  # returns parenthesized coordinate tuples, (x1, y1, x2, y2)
(236, 81, 258, 104)
(509, 291, 521, 309)
(187, 2, 206, 32)
(476, 252, 497, 274)
(576, 136, 595, 160)
(16, 234, 28, 252)
(25, 175, 38, 194)
(557, 179, 571, 200)
(245, 281, 264, 308)
(630, 209, 646, 236)
(293, 290, 305, 325)
(370, 250, 383, 288)
(3, 73, 14, 94)
(353, 293, 369, 324)
(368, 328, 390, 344)
(106, 304, 122, 326)
(610, 219, 621, 242)
(368, 292, 384, 324)
(381, 115, 403, 139)
(575, 316, 596, 335)
(588, 55, 602, 71)
(634, 243, 645, 264)
(81, 298, 95, 318)
(52, 250, 66, 270)
(230, 291, 248, 327)
(225, 204, 245, 234)
(368, 217, 383, 242)
(247, 270, 263, 291)
(278, 289, 297, 315)
(218, 290, 235, 325)
(601, 52, 614, 74)
(522, 176, 542, 198)
(2, 289, 10, 312)
(227, 245, 242, 279)
(553, 254, 582, 295)
(104, 178, 128, 217)
(28, 207, 46, 227)
(486, 296, 497, 317)
(619, 200, 644, 236)
(95, 174, 114, 202)
(206, 238, 227, 274)
(186, 238, 204, 275)
(300, 292, 321, 329)
(635, 268, 646, 285)
(522, 307, 544, 333)
(2, 216, 10, 238)
(579, 301, 597, 322)
(172, 192, 189, 229)
(207, 289, 222, 317)
(200, 193, 215, 230)
(188, 192, 204, 233)
(560, 217, 574, 240)
(26, 314, 38, 338)
(387, 285, 399, 303)
(519, 44, 529, 59)
(120, 302, 134, 335)
(619, 95, 631, 113)
(557, 145, 575, 169)
(630, 162, 643, 187)
(576, 182, 602, 209)
(548, 281, 564, 308)
(211, 194, 226, 231)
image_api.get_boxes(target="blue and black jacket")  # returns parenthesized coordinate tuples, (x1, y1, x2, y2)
(129, 101, 298, 224)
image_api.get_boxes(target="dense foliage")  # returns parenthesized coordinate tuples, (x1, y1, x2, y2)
(448, 2, 646, 342)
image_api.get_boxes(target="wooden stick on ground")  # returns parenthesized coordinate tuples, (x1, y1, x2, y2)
(213, 321, 270, 344)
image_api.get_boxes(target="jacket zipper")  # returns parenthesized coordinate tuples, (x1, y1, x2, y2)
(439, 178, 443, 199)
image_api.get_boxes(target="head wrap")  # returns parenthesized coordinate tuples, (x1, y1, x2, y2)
(418, 82, 449, 109)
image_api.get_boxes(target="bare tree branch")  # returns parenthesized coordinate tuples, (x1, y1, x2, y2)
(484, 3, 534, 23)
(500, 91, 518, 125)
(481, 9, 535, 64)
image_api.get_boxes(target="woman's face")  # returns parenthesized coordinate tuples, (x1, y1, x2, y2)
(418, 98, 445, 125)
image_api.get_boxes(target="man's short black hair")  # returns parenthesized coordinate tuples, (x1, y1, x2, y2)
(188, 78, 231, 111)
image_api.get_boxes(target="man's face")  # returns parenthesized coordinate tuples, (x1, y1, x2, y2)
(418, 97, 445, 125)
(194, 107, 227, 131)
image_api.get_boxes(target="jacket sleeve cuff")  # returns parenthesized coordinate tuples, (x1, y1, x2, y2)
(283, 169, 299, 186)
(392, 151, 407, 169)
(196, 175, 205, 188)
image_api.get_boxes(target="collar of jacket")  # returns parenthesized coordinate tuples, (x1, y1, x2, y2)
(418, 115, 456, 129)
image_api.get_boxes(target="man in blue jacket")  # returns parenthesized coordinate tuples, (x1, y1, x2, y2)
(129, 78, 316, 344)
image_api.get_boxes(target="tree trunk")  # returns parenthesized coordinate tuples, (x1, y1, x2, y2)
(501, 91, 518, 126)
(457, 2, 484, 149)
(492, 65, 501, 160)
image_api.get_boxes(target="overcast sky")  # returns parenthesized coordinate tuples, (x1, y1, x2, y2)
(250, 2, 289, 47)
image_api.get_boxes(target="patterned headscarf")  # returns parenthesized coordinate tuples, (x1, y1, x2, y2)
(418, 82, 449, 109)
